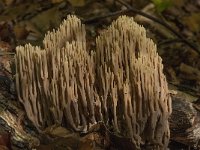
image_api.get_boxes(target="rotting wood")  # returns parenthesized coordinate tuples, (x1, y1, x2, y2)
(0, 91, 200, 149)
(0, 93, 40, 149)
(169, 94, 200, 149)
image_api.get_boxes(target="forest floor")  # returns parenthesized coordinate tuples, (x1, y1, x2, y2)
(0, 0, 200, 149)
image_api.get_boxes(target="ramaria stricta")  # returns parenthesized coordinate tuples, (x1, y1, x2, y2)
(15, 15, 172, 149)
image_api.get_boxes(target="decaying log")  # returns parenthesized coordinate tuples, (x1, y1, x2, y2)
(170, 94, 200, 149)
(1, 91, 200, 149)
(0, 93, 40, 149)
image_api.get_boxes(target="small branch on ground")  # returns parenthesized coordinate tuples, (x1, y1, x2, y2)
(83, 0, 200, 55)
(0, 52, 15, 56)
(83, 9, 131, 23)
(116, 0, 200, 54)
(158, 39, 185, 46)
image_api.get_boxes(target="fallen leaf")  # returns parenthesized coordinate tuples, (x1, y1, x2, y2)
(151, 0, 172, 12)
(44, 125, 74, 138)
(0, 132, 11, 150)
(179, 63, 200, 81)
(0, 145, 9, 150)
(182, 13, 200, 33)
(78, 136, 94, 150)
(171, 0, 185, 7)
(30, 7, 62, 34)
(0, 23, 15, 44)
(68, 0, 85, 7)
(3, 0, 14, 6)
(13, 24, 29, 40)
(0, 41, 13, 74)
(51, 0, 64, 3)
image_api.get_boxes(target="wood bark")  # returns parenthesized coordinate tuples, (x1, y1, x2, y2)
(169, 94, 200, 149)
(0, 92, 200, 149)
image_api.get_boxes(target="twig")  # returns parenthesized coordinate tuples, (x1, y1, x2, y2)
(158, 39, 185, 46)
(83, 9, 131, 24)
(84, 0, 200, 54)
(0, 52, 15, 56)
(116, 0, 200, 54)
(169, 82, 200, 97)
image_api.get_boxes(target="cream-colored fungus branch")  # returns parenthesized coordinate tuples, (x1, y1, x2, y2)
(15, 15, 171, 149)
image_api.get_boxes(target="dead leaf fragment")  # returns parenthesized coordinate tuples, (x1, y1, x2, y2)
(179, 63, 200, 81)
(0, 132, 11, 150)
(68, 0, 85, 7)
(44, 125, 74, 138)
(51, 0, 64, 3)
(14, 24, 29, 40)
(182, 13, 200, 33)
(0, 41, 14, 74)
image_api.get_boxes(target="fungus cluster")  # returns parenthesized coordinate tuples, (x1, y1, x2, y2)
(15, 15, 171, 149)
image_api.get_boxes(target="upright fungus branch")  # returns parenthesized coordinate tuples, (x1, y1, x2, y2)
(96, 16, 172, 149)
(15, 15, 171, 149)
